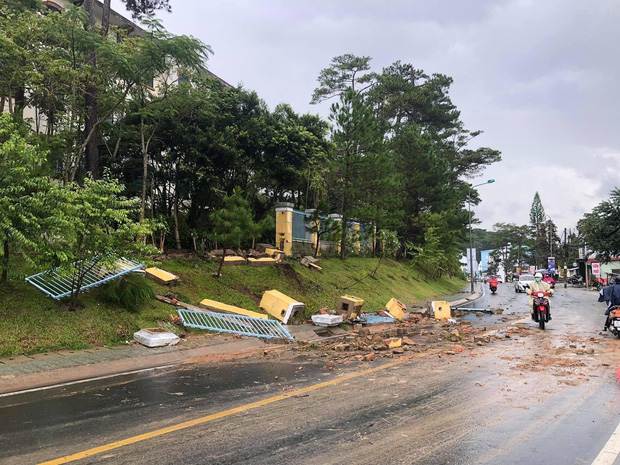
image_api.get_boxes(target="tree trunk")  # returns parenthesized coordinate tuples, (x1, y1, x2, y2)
(174, 189, 181, 250)
(139, 117, 148, 222)
(101, 0, 111, 38)
(13, 86, 25, 118)
(216, 247, 226, 276)
(1, 241, 9, 283)
(84, 0, 99, 179)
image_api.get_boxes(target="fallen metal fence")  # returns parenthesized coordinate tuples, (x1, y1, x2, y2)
(177, 308, 294, 341)
(25, 257, 143, 300)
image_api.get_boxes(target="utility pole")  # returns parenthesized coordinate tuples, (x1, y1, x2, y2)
(467, 179, 495, 293)
(563, 227, 568, 288)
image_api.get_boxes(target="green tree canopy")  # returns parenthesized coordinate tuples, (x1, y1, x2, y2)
(578, 188, 620, 260)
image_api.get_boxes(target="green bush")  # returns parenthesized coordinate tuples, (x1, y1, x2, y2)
(97, 274, 156, 313)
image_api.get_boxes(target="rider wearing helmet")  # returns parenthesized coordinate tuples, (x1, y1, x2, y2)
(599, 277, 620, 331)
(526, 272, 554, 321)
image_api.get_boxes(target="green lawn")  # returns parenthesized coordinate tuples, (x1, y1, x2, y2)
(0, 257, 464, 356)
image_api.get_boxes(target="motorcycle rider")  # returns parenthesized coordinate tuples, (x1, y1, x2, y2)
(489, 276, 499, 291)
(598, 278, 620, 331)
(526, 272, 554, 321)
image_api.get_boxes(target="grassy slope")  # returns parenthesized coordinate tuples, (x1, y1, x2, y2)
(0, 257, 464, 356)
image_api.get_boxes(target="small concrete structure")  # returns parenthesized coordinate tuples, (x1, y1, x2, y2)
(145, 267, 179, 286)
(337, 295, 365, 320)
(385, 298, 407, 320)
(432, 301, 452, 320)
(248, 257, 278, 267)
(199, 299, 268, 319)
(260, 289, 304, 324)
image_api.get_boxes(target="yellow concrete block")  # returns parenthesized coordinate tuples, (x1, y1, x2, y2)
(337, 295, 365, 320)
(145, 267, 179, 285)
(260, 289, 304, 324)
(199, 299, 268, 319)
(248, 257, 277, 267)
(386, 298, 407, 320)
(222, 256, 246, 266)
(432, 301, 452, 320)
(384, 337, 402, 349)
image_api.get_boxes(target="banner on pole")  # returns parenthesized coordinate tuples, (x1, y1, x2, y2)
(592, 262, 600, 277)
(547, 257, 556, 275)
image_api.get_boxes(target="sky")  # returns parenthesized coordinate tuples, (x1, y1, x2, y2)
(112, 0, 619, 233)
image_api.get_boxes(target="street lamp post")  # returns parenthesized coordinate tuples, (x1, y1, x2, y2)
(468, 179, 495, 293)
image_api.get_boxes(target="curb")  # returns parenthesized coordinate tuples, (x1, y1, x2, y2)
(0, 338, 266, 395)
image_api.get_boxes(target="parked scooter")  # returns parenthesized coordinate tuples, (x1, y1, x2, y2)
(531, 290, 551, 330)
(568, 275, 584, 287)
(604, 305, 620, 339)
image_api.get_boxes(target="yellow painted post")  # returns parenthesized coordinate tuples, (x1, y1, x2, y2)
(432, 301, 452, 320)
(275, 202, 294, 256)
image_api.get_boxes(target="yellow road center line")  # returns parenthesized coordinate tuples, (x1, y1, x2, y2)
(39, 358, 408, 465)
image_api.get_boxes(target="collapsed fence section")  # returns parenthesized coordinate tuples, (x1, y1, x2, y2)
(177, 308, 294, 341)
(25, 257, 143, 300)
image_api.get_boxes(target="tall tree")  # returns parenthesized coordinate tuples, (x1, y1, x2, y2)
(311, 54, 374, 103)
(530, 192, 546, 225)
(0, 115, 55, 282)
(210, 187, 255, 277)
(529, 191, 547, 267)
(328, 88, 386, 259)
(578, 188, 620, 260)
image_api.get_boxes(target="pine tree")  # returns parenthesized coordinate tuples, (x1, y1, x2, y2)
(529, 192, 547, 268)
(210, 187, 256, 277)
(529, 192, 545, 226)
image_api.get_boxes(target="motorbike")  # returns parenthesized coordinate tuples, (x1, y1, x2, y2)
(606, 305, 620, 339)
(531, 290, 551, 330)
(568, 275, 584, 287)
(490, 285, 497, 294)
(591, 280, 603, 291)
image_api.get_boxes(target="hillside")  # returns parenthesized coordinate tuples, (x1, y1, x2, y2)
(0, 257, 465, 356)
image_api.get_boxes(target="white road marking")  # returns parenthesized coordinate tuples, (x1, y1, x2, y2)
(0, 365, 176, 398)
(592, 421, 620, 465)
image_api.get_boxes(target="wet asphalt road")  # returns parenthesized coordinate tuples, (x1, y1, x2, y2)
(1, 284, 619, 465)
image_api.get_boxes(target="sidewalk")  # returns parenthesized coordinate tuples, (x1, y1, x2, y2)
(0, 287, 481, 395)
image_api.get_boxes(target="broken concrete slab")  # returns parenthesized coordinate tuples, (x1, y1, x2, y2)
(383, 337, 402, 349)
(311, 314, 343, 327)
(199, 298, 268, 320)
(222, 256, 247, 266)
(145, 267, 180, 286)
(134, 328, 180, 348)
(247, 257, 278, 267)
